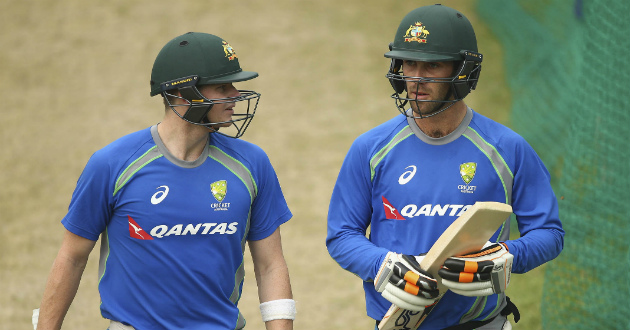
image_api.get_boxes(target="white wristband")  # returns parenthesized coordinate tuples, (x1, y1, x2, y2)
(259, 299, 296, 322)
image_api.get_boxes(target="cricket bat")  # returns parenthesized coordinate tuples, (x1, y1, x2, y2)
(378, 201, 513, 330)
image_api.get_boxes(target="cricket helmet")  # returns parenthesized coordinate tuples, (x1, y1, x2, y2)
(384, 4, 483, 118)
(150, 32, 260, 138)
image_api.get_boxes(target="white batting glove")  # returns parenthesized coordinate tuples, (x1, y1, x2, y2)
(32, 308, 39, 330)
(438, 242, 513, 296)
(374, 252, 439, 312)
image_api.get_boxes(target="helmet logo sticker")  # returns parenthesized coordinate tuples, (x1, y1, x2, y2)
(404, 22, 430, 43)
(222, 41, 238, 60)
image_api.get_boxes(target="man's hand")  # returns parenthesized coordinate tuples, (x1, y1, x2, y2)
(438, 242, 513, 296)
(375, 252, 439, 312)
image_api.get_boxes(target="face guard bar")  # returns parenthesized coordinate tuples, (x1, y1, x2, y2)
(386, 51, 482, 119)
(163, 85, 260, 139)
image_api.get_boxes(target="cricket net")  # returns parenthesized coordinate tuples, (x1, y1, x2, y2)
(478, 0, 630, 329)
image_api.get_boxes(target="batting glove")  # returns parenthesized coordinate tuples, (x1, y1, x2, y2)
(375, 252, 439, 312)
(438, 242, 513, 297)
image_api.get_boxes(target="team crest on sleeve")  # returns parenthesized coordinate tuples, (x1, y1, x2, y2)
(404, 22, 430, 43)
(459, 162, 477, 194)
(222, 41, 237, 60)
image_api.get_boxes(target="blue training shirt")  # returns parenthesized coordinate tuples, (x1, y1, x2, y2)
(62, 125, 292, 330)
(326, 108, 564, 329)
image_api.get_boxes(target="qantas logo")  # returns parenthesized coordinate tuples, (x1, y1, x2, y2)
(128, 216, 153, 240)
(127, 216, 237, 240)
(400, 204, 471, 219)
(382, 197, 406, 220)
(381, 198, 473, 220)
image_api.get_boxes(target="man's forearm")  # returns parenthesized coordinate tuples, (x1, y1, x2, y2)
(37, 252, 89, 330)
(265, 318, 293, 330)
(256, 261, 293, 330)
(256, 263, 292, 302)
(250, 229, 294, 330)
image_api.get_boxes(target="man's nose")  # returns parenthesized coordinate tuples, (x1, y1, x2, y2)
(227, 84, 240, 97)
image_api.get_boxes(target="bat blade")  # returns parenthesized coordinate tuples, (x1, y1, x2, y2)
(378, 201, 513, 330)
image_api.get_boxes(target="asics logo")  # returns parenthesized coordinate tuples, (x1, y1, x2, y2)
(398, 165, 417, 185)
(151, 185, 169, 204)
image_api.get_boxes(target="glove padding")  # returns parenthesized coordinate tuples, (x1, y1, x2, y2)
(438, 242, 513, 297)
(375, 252, 439, 312)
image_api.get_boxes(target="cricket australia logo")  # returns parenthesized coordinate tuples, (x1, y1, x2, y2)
(459, 162, 477, 194)
(210, 180, 230, 211)
(404, 22, 430, 43)
(222, 41, 237, 60)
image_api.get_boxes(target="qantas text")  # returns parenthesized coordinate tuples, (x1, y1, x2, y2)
(149, 222, 238, 238)
(399, 204, 472, 218)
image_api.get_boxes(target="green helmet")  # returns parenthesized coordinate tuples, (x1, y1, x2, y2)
(150, 32, 257, 96)
(150, 32, 260, 138)
(384, 4, 483, 118)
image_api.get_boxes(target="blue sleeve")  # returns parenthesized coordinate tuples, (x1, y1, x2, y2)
(61, 151, 114, 241)
(247, 151, 292, 241)
(504, 140, 565, 273)
(326, 140, 390, 282)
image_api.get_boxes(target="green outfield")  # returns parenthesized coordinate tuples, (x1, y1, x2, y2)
(0, 1, 542, 329)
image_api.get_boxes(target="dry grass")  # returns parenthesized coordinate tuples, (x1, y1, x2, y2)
(0, 1, 536, 329)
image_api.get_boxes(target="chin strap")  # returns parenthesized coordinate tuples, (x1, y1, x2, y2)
(176, 86, 214, 124)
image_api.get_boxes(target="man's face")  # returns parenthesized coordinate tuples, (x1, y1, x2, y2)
(197, 83, 240, 128)
(402, 60, 455, 116)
